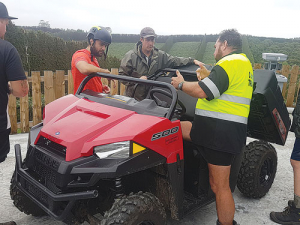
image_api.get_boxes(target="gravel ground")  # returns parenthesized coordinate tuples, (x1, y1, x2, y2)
(0, 132, 295, 225)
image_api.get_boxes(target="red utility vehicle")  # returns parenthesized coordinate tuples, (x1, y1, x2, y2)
(11, 65, 290, 224)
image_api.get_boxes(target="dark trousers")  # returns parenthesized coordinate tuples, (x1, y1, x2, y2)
(0, 128, 11, 163)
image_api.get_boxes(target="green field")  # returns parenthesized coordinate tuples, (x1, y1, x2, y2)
(202, 42, 216, 65)
(154, 43, 164, 50)
(109, 42, 165, 59)
(168, 42, 200, 58)
(109, 43, 136, 59)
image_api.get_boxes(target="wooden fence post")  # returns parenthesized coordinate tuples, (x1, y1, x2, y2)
(44, 71, 55, 105)
(281, 65, 290, 98)
(102, 75, 108, 87)
(110, 68, 119, 95)
(119, 72, 126, 96)
(254, 63, 262, 69)
(295, 67, 300, 103)
(19, 71, 29, 132)
(20, 94, 29, 133)
(286, 65, 299, 107)
(8, 95, 17, 134)
(120, 83, 126, 96)
(32, 71, 42, 126)
(55, 70, 65, 99)
(68, 70, 74, 94)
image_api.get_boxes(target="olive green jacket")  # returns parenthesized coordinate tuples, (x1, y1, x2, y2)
(119, 41, 195, 101)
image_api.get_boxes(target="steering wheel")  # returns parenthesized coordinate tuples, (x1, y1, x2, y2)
(149, 88, 186, 117)
(131, 70, 167, 99)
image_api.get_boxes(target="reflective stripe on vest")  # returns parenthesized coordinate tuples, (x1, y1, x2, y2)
(195, 108, 248, 124)
(219, 94, 251, 105)
(202, 78, 220, 98)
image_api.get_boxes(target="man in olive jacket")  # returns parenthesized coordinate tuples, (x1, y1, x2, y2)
(119, 27, 202, 101)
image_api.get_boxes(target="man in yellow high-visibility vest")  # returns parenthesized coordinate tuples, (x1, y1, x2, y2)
(171, 29, 253, 225)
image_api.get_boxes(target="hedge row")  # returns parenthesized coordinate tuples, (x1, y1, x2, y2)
(5, 22, 121, 72)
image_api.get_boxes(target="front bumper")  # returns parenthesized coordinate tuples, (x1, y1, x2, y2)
(14, 144, 98, 221)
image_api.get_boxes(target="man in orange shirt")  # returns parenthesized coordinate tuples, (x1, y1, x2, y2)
(71, 26, 111, 94)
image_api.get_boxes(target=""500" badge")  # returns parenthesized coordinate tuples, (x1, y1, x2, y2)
(151, 126, 179, 141)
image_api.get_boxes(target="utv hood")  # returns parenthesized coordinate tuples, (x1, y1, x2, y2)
(38, 95, 166, 161)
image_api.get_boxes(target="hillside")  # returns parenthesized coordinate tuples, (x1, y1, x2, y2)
(109, 43, 165, 59)
(202, 42, 216, 65)
(109, 35, 300, 66)
(168, 42, 200, 58)
(7, 25, 300, 72)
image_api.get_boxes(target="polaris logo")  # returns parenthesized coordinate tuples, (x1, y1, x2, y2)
(151, 126, 179, 141)
(45, 140, 51, 146)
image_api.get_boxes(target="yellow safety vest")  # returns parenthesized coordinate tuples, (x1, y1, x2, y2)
(195, 53, 253, 124)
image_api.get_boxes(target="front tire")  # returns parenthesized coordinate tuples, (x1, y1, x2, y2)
(237, 140, 277, 199)
(101, 192, 166, 225)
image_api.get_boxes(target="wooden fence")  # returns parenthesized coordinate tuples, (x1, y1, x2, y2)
(8, 64, 300, 134)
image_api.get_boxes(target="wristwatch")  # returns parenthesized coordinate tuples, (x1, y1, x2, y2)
(178, 81, 185, 91)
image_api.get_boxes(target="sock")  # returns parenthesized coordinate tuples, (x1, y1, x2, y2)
(294, 194, 300, 208)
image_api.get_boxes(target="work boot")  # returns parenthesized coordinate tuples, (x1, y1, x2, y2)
(270, 201, 300, 224)
(0, 222, 16, 225)
(216, 219, 239, 225)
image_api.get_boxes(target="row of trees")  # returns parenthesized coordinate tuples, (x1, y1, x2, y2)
(247, 36, 300, 65)
(5, 23, 120, 72)
(22, 25, 211, 43)
(6, 23, 300, 72)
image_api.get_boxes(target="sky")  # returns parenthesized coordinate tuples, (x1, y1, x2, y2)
(4, 0, 300, 39)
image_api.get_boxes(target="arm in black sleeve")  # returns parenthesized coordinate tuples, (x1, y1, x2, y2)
(198, 65, 229, 101)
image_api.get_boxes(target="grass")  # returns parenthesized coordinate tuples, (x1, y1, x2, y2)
(202, 42, 216, 65)
(109, 43, 136, 59)
(109, 43, 165, 59)
(155, 43, 164, 49)
(168, 42, 200, 58)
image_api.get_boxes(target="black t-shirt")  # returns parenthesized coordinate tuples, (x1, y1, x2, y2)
(0, 39, 26, 132)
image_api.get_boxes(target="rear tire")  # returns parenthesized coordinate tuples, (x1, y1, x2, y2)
(10, 172, 46, 216)
(101, 191, 166, 225)
(237, 140, 277, 199)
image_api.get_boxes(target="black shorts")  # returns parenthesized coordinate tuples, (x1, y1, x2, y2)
(0, 128, 11, 163)
(197, 145, 236, 166)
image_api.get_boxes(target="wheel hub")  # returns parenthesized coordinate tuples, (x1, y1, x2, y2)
(260, 157, 273, 186)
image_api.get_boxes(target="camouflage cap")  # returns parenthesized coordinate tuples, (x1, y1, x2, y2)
(140, 27, 157, 38)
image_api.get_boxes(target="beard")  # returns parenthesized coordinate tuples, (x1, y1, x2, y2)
(90, 45, 103, 57)
(214, 48, 223, 62)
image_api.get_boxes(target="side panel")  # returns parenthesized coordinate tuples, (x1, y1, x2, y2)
(133, 119, 183, 164)
(247, 69, 290, 145)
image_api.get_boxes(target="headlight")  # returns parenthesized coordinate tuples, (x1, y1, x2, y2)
(94, 141, 130, 159)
